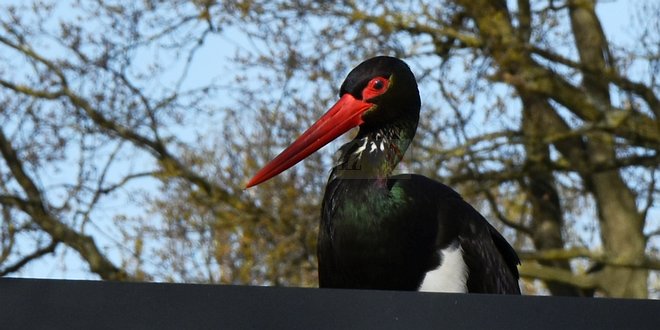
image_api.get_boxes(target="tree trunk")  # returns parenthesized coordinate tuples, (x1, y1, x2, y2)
(568, 0, 647, 298)
(521, 95, 589, 296)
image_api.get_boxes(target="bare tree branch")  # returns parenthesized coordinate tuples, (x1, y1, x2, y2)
(519, 248, 660, 270)
(519, 263, 598, 289)
(530, 45, 660, 118)
(0, 240, 58, 276)
(0, 128, 128, 280)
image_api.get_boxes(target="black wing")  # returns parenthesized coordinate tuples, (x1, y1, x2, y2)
(458, 207, 521, 294)
(400, 174, 521, 294)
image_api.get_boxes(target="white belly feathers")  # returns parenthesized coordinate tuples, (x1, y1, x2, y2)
(418, 243, 468, 293)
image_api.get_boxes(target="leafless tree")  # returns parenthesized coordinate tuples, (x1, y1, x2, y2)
(1, 0, 658, 297)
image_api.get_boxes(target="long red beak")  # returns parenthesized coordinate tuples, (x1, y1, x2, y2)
(246, 93, 374, 188)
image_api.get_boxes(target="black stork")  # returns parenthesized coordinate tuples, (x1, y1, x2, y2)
(246, 56, 520, 294)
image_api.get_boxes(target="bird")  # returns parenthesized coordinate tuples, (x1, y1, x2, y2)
(246, 56, 520, 294)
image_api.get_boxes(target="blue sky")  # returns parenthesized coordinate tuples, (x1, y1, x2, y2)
(6, 0, 658, 286)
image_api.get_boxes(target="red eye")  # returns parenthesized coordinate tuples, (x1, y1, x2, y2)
(362, 77, 389, 100)
(373, 79, 384, 90)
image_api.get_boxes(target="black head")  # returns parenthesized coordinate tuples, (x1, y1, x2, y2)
(339, 56, 421, 129)
(246, 56, 421, 187)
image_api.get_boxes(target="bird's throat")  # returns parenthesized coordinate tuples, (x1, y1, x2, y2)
(331, 126, 414, 181)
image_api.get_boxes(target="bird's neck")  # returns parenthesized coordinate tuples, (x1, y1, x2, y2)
(330, 121, 416, 182)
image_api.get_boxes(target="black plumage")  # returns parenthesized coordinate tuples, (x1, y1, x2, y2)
(248, 56, 520, 294)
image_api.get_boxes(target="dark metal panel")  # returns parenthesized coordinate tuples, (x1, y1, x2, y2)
(1, 278, 658, 329)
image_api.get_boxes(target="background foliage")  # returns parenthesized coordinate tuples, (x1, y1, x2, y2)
(0, 0, 658, 298)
